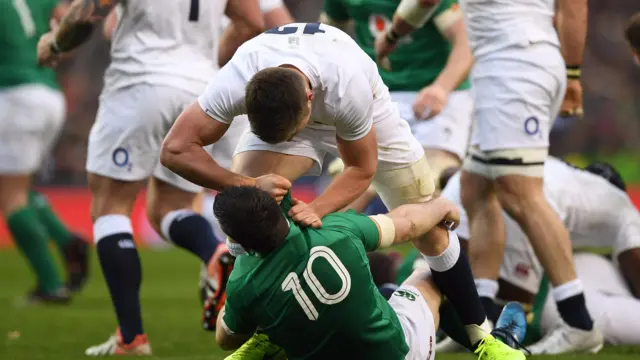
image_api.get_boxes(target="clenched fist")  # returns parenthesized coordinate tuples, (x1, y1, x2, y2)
(255, 174, 292, 203)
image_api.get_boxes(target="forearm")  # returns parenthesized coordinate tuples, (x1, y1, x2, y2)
(218, 22, 258, 67)
(388, 197, 454, 244)
(160, 142, 255, 191)
(432, 33, 472, 93)
(54, 0, 113, 52)
(556, 0, 588, 66)
(310, 167, 374, 218)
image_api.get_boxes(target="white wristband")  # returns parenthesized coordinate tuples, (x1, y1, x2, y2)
(370, 214, 396, 249)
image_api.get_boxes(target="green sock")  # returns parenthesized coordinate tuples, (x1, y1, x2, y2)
(8, 206, 64, 293)
(28, 191, 72, 251)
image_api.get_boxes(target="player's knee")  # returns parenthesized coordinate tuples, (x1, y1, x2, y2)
(495, 176, 544, 222)
(459, 170, 494, 213)
(0, 187, 28, 214)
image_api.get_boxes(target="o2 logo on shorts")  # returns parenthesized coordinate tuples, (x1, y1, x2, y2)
(393, 289, 417, 301)
(524, 116, 540, 137)
(112, 147, 131, 171)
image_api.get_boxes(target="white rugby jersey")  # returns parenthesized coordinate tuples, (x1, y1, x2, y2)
(198, 23, 423, 167)
(103, 0, 227, 95)
(459, 0, 560, 58)
(441, 157, 640, 293)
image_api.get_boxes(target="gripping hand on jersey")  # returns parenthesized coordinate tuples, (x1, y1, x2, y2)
(413, 83, 448, 120)
(288, 198, 323, 229)
(559, 79, 584, 119)
(255, 174, 292, 204)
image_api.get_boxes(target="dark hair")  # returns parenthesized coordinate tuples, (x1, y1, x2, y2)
(625, 13, 640, 53)
(245, 67, 309, 144)
(585, 162, 626, 192)
(213, 186, 290, 254)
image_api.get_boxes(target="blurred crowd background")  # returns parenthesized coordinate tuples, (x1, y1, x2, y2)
(39, 0, 640, 186)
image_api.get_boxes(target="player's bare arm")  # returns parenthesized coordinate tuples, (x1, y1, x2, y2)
(215, 308, 252, 351)
(102, 7, 117, 40)
(413, 9, 472, 119)
(37, 0, 116, 66)
(375, 0, 440, 63)
(305, 128, 378, 222)
(556, 0, 588, 117)
(218, 0, 265, 67)
(264, 6, 294, 28)
(371, 197, 460, 248)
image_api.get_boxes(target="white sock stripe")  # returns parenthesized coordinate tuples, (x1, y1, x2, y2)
(160, 209, 197, 243)
(552, 279, 584, 302)
(475, 279, 499, 299)
(424, 230, 461, 272)
(94, 215, 133, 244)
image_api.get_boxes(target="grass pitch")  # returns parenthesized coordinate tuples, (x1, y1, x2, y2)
(1, 248, 639, 360)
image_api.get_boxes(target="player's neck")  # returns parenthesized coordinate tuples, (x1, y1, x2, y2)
(278, 64, 312, 90)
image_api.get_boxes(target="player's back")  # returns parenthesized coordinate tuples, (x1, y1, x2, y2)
(105, 0, 226, 94)
(0, 0, 58, 89)
(460, 0, 558, 57)
(225, 211, 408, 359)
(231, 22, 395, 126)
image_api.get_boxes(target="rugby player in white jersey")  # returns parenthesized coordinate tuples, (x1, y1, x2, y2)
(36, 0, 264, 355)
(378, 0, 602, 354)
(161, 22, 515, 354)
(438, 158, 640, 348)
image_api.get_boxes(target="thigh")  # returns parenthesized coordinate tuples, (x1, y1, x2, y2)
(0, 85, 65, 174)
(232, 126, 325, 177)
(411, 90, 474, 160)
(373, 156, 436, 210)
(388, 285, 437, 360)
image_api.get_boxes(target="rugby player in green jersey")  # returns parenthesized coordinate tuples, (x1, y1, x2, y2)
(1, 0, 88, 304)
(322, 0, 473, 189)
(212, 187, 526, 360)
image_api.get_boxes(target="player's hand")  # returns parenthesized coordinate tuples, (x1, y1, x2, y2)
(255, 174, 292, 203)
(439, 198, 460, 231)
(559, 79, 584, 119)
(413, 84, 448, 120)
(374, 34, 396, 71)
(289, 198, 323, 229)
(37, 32, 61, 68)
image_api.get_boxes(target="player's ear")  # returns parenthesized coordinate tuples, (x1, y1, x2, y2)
(307, 90, 314, 101)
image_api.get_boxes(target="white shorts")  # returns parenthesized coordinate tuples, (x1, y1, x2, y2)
(0, 85, 65, 174)
(87, 84, 205, 193)
(388, 285, 437, 360)
(392, 90, 473, 159)
(470, 43, 566, 152)
(540, 253, 640, 345)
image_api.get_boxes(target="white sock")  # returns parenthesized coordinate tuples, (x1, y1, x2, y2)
(94, 214, 133, 244)
(424, 231, 461, 272)
(475, 279, 499, 299)
(552, 278, 584, 302)
(160, 209, 195, 243)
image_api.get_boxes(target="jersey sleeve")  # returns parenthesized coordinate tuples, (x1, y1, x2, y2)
(330, 211, 381, 252)
(613, 204, 640, 258)
(197, 61, 247, 124)
(334, 71, 374, 141)
(221, 300, 256, 335)
(323, 0, 350, 22)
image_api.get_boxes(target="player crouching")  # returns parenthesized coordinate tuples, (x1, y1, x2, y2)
(210, 186, 527, 360)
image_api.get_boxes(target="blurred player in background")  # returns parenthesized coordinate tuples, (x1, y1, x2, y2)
(162, 22, 505, 355)
(376, 0, 601, 354)
(36, 0, 264, 355)
(0, 0, 88, 304)
(212, 186, 525, 360)
(625, 13, 640, 64)
(436, 158, 640, 347)
(321, 0, 473, 187)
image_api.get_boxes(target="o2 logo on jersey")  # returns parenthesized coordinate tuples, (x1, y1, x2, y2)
(368, 15, 412, 45)
(112, 147, 132, 171)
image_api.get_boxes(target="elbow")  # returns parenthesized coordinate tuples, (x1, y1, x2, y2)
(159, 137, 184, 170)
(216, 338, 234, 351)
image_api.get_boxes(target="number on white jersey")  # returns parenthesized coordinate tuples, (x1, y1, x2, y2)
(13, 0, 36, 38)
(281, 246, 351, 321)
(265, 22, 326, 35)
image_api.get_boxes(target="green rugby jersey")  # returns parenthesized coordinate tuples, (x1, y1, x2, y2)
(222, 194, 409, 360)
(0, 0, 59, 89)
(324, 0, 470, 92)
